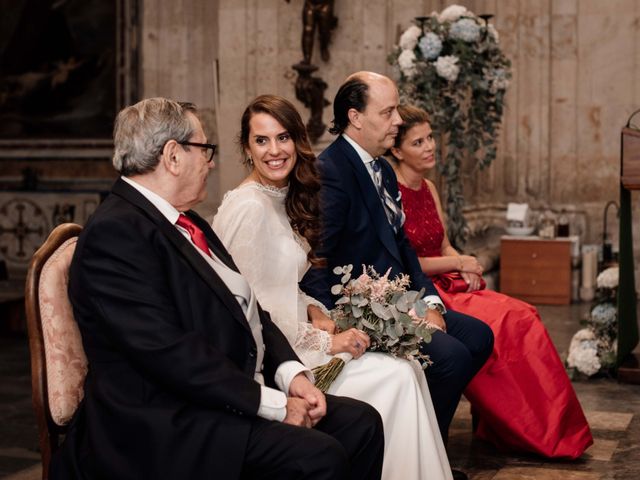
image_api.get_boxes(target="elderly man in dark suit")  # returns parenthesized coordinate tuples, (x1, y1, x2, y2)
(301, 72, 494, 467)
(51, 97, 384, 480)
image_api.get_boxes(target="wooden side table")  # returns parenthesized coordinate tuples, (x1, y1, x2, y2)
(499, 236, 572, 305)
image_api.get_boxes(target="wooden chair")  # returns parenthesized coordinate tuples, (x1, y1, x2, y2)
(25, 223, 86, 480)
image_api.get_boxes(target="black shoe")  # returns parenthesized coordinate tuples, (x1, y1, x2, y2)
(452, 469, 469, 480)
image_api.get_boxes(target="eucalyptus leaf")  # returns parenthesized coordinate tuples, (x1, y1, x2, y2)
(398, 313, 413, 325)
(414, 301, 426, 318)
(333, 266, 343, 275)
(352, 305, 363, 318)
(350, 294, 363, 305)
(370, 302, 392, 320)
(385, 324, 399, 340)
(341, 273, 351, 284)
(330, 284, 343, 295)
(335, 296, 350, 305)
(394, 322, 404, 337)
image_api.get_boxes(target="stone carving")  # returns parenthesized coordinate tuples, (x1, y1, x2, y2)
(0, 198, 48, 262)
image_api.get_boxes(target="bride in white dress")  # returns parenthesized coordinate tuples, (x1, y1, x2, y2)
(212, 95, 452, 480)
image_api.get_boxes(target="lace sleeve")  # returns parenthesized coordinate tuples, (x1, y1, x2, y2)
(295, 323, 332, 352)
(298, 288, 330, 316)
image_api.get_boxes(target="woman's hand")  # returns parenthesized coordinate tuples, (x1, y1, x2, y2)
(329, 328, 371, 358)
(461, 272, 483, 292)
(458, 255, 483, 276)
(308, 305, 337, 334)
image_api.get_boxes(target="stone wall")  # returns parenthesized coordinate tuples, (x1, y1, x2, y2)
(215, 0, 640, 252)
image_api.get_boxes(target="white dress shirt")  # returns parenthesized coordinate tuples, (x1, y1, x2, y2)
(122, 176, 311, 421)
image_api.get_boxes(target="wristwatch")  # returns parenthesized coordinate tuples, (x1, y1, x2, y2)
(425, 302, 446, 315)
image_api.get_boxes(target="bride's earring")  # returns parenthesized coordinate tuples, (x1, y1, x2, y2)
(247, 155, 253, 166)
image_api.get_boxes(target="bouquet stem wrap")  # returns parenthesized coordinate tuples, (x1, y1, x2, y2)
(312, 352, 352, 393)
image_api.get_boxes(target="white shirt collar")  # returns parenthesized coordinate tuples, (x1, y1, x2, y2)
(121, 176, 181, 225)
(342, 133, 375, 164)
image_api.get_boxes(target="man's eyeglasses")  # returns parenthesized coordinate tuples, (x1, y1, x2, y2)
(178, 141, 217, 163)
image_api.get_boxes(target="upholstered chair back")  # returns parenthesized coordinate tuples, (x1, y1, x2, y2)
(25, 223, 85, 480)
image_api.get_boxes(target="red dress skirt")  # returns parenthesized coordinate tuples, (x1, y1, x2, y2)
(399, 181, 593, 459)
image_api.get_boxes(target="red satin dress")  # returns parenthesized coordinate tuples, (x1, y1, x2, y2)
(399, 181, 593, 459)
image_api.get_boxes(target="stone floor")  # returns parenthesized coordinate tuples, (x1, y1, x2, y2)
(1, 303, 639, 479)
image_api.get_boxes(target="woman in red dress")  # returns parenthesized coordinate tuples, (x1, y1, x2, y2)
(389, 104, 593, 459)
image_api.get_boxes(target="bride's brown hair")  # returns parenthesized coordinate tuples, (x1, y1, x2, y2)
(239, 94, 324, 266)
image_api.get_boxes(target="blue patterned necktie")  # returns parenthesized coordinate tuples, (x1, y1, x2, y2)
(371, 158, 405, 233)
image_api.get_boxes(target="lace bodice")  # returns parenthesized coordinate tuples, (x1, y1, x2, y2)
(212, 182, 332, 368)
(398, 181, 444, 258)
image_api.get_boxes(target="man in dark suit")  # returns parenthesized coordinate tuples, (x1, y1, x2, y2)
(301, 72, 494, 453)
(51, 97, 384, 480)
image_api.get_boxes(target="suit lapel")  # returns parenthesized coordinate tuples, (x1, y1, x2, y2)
(111, 179, 251, 333)
(336, 137, 403, 265)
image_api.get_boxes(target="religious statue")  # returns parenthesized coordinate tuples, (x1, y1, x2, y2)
(287, 0, 338, 143)
(301, 0, 337, 63)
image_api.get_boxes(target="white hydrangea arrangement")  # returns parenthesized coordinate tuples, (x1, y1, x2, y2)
(567, 267, 619, 377)
(389, 5, 511, 247)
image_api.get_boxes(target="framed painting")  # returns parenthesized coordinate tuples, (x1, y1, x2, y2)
(0, 0, 139, 159)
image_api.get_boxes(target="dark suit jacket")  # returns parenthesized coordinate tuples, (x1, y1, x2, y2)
(301, 135, 440, 308)
(52, 178, 300, 480)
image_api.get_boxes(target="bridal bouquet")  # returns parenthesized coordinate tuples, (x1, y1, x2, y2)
(312, 265, 436, 392)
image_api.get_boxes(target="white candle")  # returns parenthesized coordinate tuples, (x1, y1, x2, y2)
(581, 249, 597, 289)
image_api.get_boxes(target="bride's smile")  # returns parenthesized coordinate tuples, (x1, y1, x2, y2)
(245, 112, 298, 188)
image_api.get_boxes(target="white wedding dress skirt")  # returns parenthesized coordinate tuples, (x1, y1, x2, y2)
(328, 352, 452, 480)
(213, 183, 452, 480)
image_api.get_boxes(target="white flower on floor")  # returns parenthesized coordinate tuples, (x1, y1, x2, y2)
(434, 55, 460, 82)
(399, 25, 422, 50)
(418, 32, 443, 60)
(398, 49, 417, 77)
(449, 18, 481, 42)
(438, 4, 471, 23)
(567, 329, 602, 376)
(596, 266, 619, 289)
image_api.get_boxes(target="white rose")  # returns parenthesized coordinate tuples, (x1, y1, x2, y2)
(596, 267, 619, 289)
(399, 25, 422, 51)
(434, 55, 460, 82)
(398, 49, 417, 77)
(438, 5, 471, 23)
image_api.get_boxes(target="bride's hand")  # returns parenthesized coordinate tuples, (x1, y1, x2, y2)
(308, 305, 337, 334)
(329, 328, 370, 358)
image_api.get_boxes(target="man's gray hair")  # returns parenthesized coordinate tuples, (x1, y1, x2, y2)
(112, 97, 197, 176)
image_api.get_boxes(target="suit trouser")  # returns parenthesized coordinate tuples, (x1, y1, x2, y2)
(420, 309, 494, 443)
(241, 394, 384, 480)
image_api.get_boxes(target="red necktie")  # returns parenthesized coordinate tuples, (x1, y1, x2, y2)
(176, 214, 211, 257)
